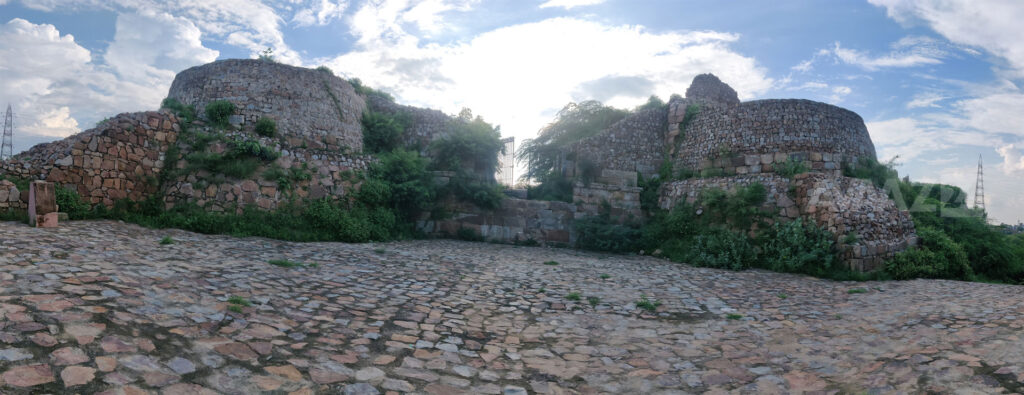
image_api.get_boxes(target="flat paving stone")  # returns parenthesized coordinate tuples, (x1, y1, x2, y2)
(1, 220, 1023, 393)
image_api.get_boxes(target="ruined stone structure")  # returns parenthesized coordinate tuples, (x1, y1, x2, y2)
(0, 111, 179, 206)
(168, 59, 366, 152)
(0, 60, 914, 271)
(671, 99, 877, 176)
(573, 108, 667, 177)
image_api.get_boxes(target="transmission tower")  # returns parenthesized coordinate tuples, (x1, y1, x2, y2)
(1, 105, 12, 161)
(974, 154, 985, 211)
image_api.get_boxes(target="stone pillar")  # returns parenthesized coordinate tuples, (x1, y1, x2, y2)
(28, 181, 59, 228)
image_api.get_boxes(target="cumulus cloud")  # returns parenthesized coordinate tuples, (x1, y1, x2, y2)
(105, 11, 219, 87)
(292, 0, 349, 27)
(539, 0, 604, 10)
(324, 14, 772, 150)
(996, 144, 1024, 173)
(869, 0, 1024, 77)
(0, 17, 217, 153)
(5, 0, 300, 64)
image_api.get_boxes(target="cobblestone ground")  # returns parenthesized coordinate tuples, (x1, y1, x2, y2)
(1, 221, 1023, 394)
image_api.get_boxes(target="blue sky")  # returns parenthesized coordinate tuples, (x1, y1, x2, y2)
(0, 0, 1022, 223)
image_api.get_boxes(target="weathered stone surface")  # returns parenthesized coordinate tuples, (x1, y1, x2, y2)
(60, 365, 96, 387)
(2, 364, 54, 387)
(686, 73, 740, 106)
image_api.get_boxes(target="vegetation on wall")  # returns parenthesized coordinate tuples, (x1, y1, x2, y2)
(254, 117, 277, 137)
(517, 100, 629, 200)
(205, 100, 235, 127)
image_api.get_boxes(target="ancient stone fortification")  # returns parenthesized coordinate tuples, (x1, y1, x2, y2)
(168, 59, 366, 152)
(659, 174, 917, 270)
(0, 111, 179, 206)
(672, 99, 877, 175)
(0, 61, 915, 271)
(573, 108, 667, 177)
(366, 95, 454, 151)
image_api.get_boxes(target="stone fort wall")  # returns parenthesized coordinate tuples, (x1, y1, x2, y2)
(167, 59, 366, 152)
(0, 111, 179, 206)
(658, 173, 917, 272)
(572, 108, 667, 178)
(672, 99, 877, 175)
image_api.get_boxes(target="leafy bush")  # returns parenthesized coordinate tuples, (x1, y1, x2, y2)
(348, 78, 395, 102)
(635, 95, 666, 112)
(775, 157, 809, 178)
(455, 227, 484, 242)
(55, 185, 91, 220)
(369, 149, 436, 219)
(430, 115, 503, 175)
(445, 175, 505, 209)
(517, 101, 628, 184)
(699, 183, 770, 231)
(254, 117, 276, 137)
(526, 172, 573, 202)
(161, 98, 195, 122)
(574, 214, 643, 253)
(843, 157, 899, 189)
(205, 100, 235, 127)
(760, 218, 836, 276)
(686, 227, 758, 270)
(362, 110, 408, 154)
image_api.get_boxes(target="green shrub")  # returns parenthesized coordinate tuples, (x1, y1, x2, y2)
(526, 172, 573, 202)
(775, 157, 809, 178)
(430, 114, 503, 176)
(455, 227, 484, 242)
(760, 218, 836, 276)
(886, 226, 973, 280)
(254, 117, 276, 137)
(55, 185, 91, 220)
(361, 110, 408, 153)
(161, 98, 195, 122)
(574, 214, 643, 253)
(687, 227, 758, 270)
(444, 175, 504, 209)
(205, 100, 235, 127)
(369, 149, 436, 220)
(159, 236, 175, 245)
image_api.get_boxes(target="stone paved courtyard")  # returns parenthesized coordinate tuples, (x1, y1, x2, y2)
(1, 221, 1022, 394)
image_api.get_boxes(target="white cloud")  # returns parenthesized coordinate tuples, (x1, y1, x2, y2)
(539, 0, 604, 10)
(829, 41, 943, 70)
(906, 92, 946, 108)
(325, 14, 772, 154)
(953, 93, 1024, 138)
(869, 0, 1024, 77)
(0, 17, 217, 153)
(996, 144, 1024, 173)
(6, 0, 301, 64)
(829, 85, 852, 102)
(105, 11, 219, 87)
(292, 0, 348, 27)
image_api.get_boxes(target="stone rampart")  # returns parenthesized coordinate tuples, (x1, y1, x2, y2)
(0, 111, 179, 206)
(167, 59, 366, 152)
(0, 180, 25, 211)
(793, 173, 917, 272)
(659, 173, 916, 271)
(671, 99, 876, 175)
(418, 198, 576, 245)
(162, 143, 370, 212)
(366, 95, 454, 151)
(572, 108, 667, 177)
